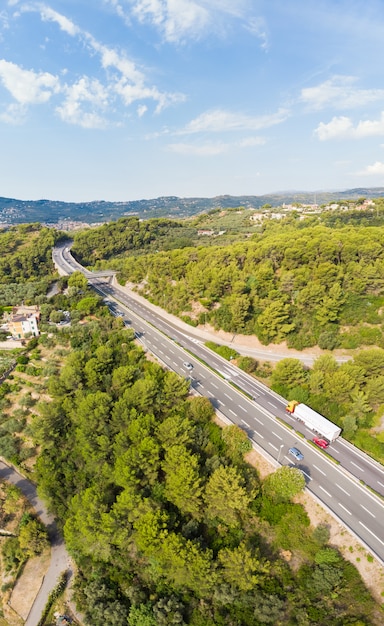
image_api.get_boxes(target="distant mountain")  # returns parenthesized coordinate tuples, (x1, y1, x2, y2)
(1, 188, 384, 226)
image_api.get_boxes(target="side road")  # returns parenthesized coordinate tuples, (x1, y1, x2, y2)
(111, 277, 351, 365)
(0, 460, 79, 626)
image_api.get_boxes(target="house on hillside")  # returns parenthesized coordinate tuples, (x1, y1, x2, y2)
(7, 306, 40, 339)
(197, 229, 214, 236)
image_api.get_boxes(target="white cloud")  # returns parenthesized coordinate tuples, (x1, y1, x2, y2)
(357, 161, 384, 176)
(301, 75, 384, 111)
(180, 108, 288, 134)
(39, 6, 80, 36)
(0, 4, 185, 127)
(315, 112, 384, 140)
(167, 141, 228, 155)
(314, 116, 354, 141)
(131, 0, 209, 43)
(107, 0, 266, 45)
(56, 77, 109, 128)
(0, 59, 60, 104)
(245, 17, 268, 50)
(137, 104, 148, 117)
(0, 102, 26, 124)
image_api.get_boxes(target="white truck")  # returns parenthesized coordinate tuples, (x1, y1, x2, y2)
(286, 401, 341, 442)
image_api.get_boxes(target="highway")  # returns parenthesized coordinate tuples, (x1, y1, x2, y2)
(52, 242, 384, 565)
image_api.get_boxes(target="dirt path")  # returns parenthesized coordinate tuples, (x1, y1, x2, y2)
(0, 460, 74, 626)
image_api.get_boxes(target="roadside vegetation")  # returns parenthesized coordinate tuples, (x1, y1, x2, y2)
(1, 205, 384, 623)
(31, 317, 381, 625)
(0, 291, 381, 623)
(0, 483, 49, 625)
(69, 200, 384, 352)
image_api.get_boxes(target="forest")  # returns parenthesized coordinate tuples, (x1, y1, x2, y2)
(28, 314, 380, 625)
(0, 206, 384, 623)
(70, 202, 384, 353)
(0, 223, 59, 307)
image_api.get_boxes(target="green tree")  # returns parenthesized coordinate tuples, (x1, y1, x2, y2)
(76, 296, 100, 315)
(128, 604, 157, 626)
(343, 413, 358, 438)
(221, 425, 252, 461)
(271, 358, 307, 392)
(256, 300, 295, 344)
(49, 310, 64, 323)
(365, 376, 384, 410)
(18, 517, 49, 557)
(262, 466, 305, 503)
(354, 348, 384, 377)
(218, 542, 268, 591)
(67, 271, 88, 293)
(162, 445, 202, 517)
(204, 466, 251, 526)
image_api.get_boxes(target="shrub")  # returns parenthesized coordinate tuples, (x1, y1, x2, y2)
(16, 355, 29, 365)
(237, 356, 258, 373)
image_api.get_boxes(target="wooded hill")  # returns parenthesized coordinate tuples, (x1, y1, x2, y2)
(71, 200, 384, 353)
(0, 236, 382, 623)
(1, 187, 384, 224)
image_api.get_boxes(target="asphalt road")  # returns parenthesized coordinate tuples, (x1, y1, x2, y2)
(0, 461, 72, 626)
(53, 244, 384, 565)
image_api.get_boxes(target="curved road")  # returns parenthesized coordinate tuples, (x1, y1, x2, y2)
(51, 243, 384, 566)
(0, 461, 72, 626)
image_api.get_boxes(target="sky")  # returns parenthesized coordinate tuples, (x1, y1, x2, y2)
(1, 0, 384, 202)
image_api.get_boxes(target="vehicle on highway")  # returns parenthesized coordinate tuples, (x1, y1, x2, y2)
(288, 447, 304, 461)
(313, 437, 329, 449)
(286, 400, 341, 442)
(183, 361, 194, 370)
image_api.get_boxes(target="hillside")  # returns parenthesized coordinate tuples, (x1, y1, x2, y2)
(1, 187, 384, 225)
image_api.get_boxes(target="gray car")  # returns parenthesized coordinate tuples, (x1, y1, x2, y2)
(288, 447, 304, 461)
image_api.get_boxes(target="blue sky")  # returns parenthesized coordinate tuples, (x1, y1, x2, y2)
(1, 0, 384, 202)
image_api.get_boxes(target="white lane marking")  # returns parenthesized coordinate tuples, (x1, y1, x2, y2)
(335, 484, 350, 497)
(268, 442, 278, 451)
(241, 419, 250, 428)
(169, 349, 175, 355)
(359, 522, 384, 547)
(360, 504, 376, 518)
(313, 464, 326, 476)
(318, 485, 332, 498)
(339, 503, 352, 515)
(284, 455, 291, 462)
(268, 401, 277, 409)
(254, 416, 263, 425)
(377, 481, 384, 488)
(158, 350, 164, 355)
(172, 361, 178, 366)
(350, 461, 364, 472)
(301, 470, 312, 481)
(207, 390, 214, 397)
(253, 430, 264, 439)
(238, 405, 246, 412)
(272, 431, 282, 440)
(229, 409, 237, 417)
(224, 393, 233, 400)
(211, 383, 218, 389)
(331, 447, 339, 454)
(199, 373, 205, 379)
